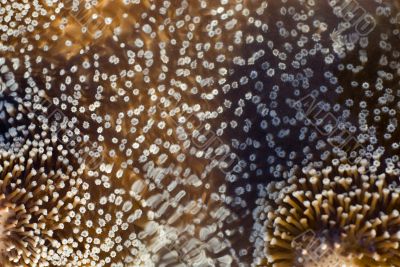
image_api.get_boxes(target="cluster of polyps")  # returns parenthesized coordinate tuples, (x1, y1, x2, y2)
(253, 151, 400, 266)
(3, 0, 400, 266)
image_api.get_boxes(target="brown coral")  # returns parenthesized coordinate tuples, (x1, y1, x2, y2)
(255, 152, 400, 266)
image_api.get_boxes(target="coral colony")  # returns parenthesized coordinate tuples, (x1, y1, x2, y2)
(2, 0, 400, 266)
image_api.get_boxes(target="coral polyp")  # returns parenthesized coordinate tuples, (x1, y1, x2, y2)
(0, 139, 85, 266)
(253, 151, 400, 266)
